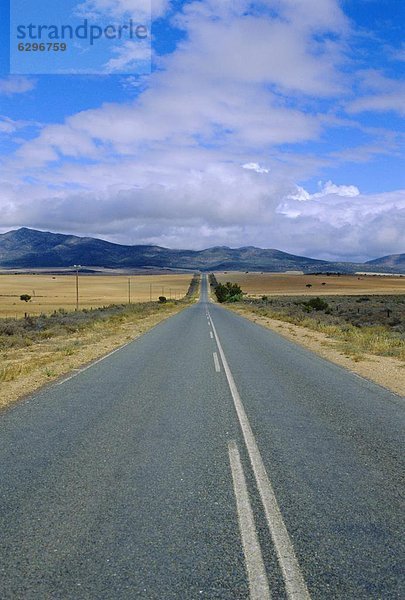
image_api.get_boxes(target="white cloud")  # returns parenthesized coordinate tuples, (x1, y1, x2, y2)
(7, 0, 347, 166)
(103, 40, 151, 73)
(242, 162, 269, 173)
(347, 69, 405, 116)
(0, 116, 26, 134)
(1, 163, 403, 261)
(315, 180, 360, 198)
(0, 0, 403, 262)
(276, 187, 405, 261)
(391, 44, 405, 62)
(75, 0, 170, 20)
(348, 93, 405, 116)
(0, 76, 36, 96)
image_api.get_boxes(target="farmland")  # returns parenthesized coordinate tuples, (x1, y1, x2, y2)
(0, 273, 192, 317)
(215, 271, 405, 296)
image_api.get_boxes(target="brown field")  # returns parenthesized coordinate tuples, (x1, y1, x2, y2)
(215, 272, 405, 296)
(0, 274, 192, 317)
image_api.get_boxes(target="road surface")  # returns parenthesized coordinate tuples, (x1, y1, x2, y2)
(0, 275, 404, 598)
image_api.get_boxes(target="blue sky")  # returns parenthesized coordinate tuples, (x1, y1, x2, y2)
(0, 0, 404, 261)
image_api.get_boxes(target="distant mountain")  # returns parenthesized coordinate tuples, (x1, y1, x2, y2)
(0, 228, 403, 273)
(365, 253, 405, 271)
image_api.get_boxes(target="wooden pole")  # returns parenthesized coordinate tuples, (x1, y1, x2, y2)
(75, 267, 79, 311)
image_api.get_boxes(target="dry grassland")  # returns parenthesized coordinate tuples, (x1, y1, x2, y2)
(0, 273, 191, 317)
(215, 271, 405, 296)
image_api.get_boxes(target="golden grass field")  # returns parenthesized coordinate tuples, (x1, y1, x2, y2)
(215, 271, 405, 296)
(0, 274, 192, 317)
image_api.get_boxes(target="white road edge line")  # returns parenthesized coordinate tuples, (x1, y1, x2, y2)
(213, 352, 221, 372)
(209, 312, 311, 600)
(228, 440, 271, 600)
(210, 331, 214, 339)
(56, 340, 133, 385)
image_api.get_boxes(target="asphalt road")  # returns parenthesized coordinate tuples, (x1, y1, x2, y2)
(0, 275, 403, 599)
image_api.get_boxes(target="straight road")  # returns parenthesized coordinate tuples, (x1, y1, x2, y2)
(0, 275, 403, 598)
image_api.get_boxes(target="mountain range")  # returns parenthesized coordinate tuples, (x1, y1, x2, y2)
(0, 228, 404, 273)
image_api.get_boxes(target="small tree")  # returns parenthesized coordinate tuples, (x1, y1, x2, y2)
(215, 282, 243, 303)
(20, 294, 31, 302)
(215, 284, 229, 303)
(304, 297, 329, 311)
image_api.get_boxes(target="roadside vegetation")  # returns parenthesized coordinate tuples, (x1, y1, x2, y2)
(209, 273, 243, 302)
(0, 274, 200, 409)
(214, 282, 243, 303)
(243, 295, 404, 361)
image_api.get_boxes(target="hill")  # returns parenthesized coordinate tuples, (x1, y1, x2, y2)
(0, 228, 403, 273)
(365, 253, 405, 271)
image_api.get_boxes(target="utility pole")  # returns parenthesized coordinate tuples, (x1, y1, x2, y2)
(73, 265, 81, 310)
(150, 283, 152, 302)
(128, 277, 131, 304)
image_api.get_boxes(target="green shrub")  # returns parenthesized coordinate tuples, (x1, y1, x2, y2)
(304, 297, 329, 311)
(215, 282, 243, 303)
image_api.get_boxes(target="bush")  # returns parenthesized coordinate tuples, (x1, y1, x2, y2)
(158, 296, 167, 303)
(20, 294, 31, 302)
(304, 297, 329, 311)
(215, 282, 243, 303)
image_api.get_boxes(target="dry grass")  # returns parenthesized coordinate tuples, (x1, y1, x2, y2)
(293, 318, 405, 361)
(215, 271, 405, 296)
(230, 298, 405, 362)
(0, 273, 192, 317)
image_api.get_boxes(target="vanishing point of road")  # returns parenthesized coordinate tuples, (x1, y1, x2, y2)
(0, 275, 404, 598)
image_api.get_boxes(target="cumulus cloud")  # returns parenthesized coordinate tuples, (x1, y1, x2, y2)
(288, 181, 360, 201)
(6, 0, 347, 166)
(0, 0, 403, 261)
(276, 187, 405, 261)
(242, 163, 269, 173)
